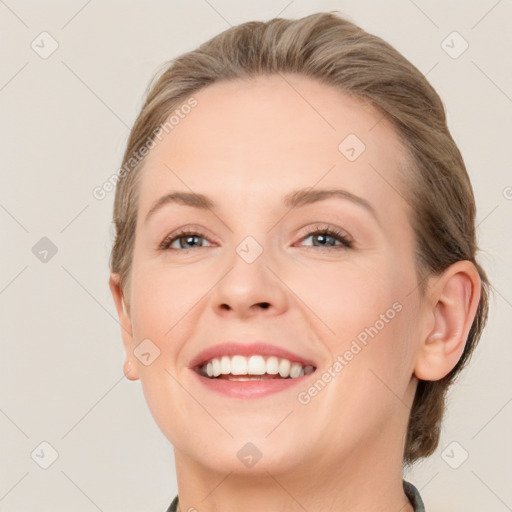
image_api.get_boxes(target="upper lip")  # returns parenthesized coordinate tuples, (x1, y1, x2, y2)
(189, 341, 317, 370)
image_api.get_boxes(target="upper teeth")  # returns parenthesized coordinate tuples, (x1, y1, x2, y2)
(200, 355, 315, 379)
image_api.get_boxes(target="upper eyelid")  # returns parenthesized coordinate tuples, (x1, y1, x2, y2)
(161, 225, 347, 240)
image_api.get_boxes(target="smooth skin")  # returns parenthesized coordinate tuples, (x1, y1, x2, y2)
(110, 73, 481, 512)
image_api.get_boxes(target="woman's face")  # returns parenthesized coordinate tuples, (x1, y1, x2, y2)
(117, 74, 426, 476)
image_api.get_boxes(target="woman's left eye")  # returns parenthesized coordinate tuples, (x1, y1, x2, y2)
(296, 227, 353, 250)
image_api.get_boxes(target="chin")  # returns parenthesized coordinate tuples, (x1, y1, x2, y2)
(185, 432, 311, 476)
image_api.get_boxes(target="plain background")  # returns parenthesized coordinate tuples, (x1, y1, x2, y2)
(1, 0, 511, 510)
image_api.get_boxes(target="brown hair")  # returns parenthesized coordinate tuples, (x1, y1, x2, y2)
(109, 11, 489, 468)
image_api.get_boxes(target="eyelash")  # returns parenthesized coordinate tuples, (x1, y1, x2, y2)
(158, 225, 353, 251)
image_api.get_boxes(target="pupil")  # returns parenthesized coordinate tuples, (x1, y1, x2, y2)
(182, 235, 200, 248)
(315, 234, 333, 246)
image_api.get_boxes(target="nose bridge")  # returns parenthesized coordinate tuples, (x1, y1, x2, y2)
(225, 198, 278, 267)
(210, 225, 287, 315)
(235, 233, 267, 266)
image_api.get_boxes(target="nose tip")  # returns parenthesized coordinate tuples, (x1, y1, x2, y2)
(211, 248, 289, 318)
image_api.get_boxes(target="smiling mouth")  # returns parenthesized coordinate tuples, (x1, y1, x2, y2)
(196, 354, 316, 380)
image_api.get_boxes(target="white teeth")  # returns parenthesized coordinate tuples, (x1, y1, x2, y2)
(230, 355, 247, 375)
(278, 358, 291, 377)
(199, 354, 315, 379)
(212, 358, 221, 377)
(289, 363, 302, 378)
(247, 355, 267, 375)
(266, 356, 279, 374)
(220, 355, 230, 374)
(228, 376, 262, 381)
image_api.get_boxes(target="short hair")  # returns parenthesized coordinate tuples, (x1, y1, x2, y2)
(109, 11, 490, 468)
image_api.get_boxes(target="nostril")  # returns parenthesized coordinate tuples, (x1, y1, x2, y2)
(219, 302, 270, 310)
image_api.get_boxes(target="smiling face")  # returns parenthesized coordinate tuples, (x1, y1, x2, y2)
(113, 73, 427, 478)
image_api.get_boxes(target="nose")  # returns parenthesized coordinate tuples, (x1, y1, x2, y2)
(209, 242, 289, 319)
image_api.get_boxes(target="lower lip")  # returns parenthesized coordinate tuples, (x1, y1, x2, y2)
(191, 370, 315, 399)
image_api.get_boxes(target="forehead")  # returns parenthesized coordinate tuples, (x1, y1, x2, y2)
(137, 73, 409, 217)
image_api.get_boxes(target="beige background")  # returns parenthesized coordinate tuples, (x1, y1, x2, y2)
(1, 0, 511, 510)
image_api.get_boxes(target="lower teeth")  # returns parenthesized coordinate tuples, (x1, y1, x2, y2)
(212, 374, 289, 381)
(219, 375, 290, 381)
(229, 376, 275, 381)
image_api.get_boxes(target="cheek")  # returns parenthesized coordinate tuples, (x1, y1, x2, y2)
(130, 259, 206, 339)
(289, 256, 414, 389)
(126, 264, 187, 395)
(286, 257, 400, 343)
(127, 258, 221, 393)
(314, 265, 416, 409)
(127, 263, 203, 443)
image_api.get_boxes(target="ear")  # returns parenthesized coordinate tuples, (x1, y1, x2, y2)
(109, 273, 139, 381)
(414, 260, 482, 381)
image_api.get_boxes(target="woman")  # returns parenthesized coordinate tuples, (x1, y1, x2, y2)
(108, 12, 489, 512)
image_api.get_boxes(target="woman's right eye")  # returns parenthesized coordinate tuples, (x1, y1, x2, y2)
(159, 230, 214, 251)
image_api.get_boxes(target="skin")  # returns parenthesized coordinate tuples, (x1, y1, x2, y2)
(109, 73, 481, 512)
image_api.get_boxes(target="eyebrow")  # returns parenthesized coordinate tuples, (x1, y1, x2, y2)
(144, 188, 378, 224)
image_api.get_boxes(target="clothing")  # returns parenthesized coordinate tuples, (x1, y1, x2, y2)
(166, 478, 425, 511)
(403, 479, 426, 512)
(166, 495, 178, 512)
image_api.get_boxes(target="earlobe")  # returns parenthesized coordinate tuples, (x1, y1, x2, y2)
(123, 359, 139, 381)
(414, 261, 481, 381)
(109, 273, 140, 381)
